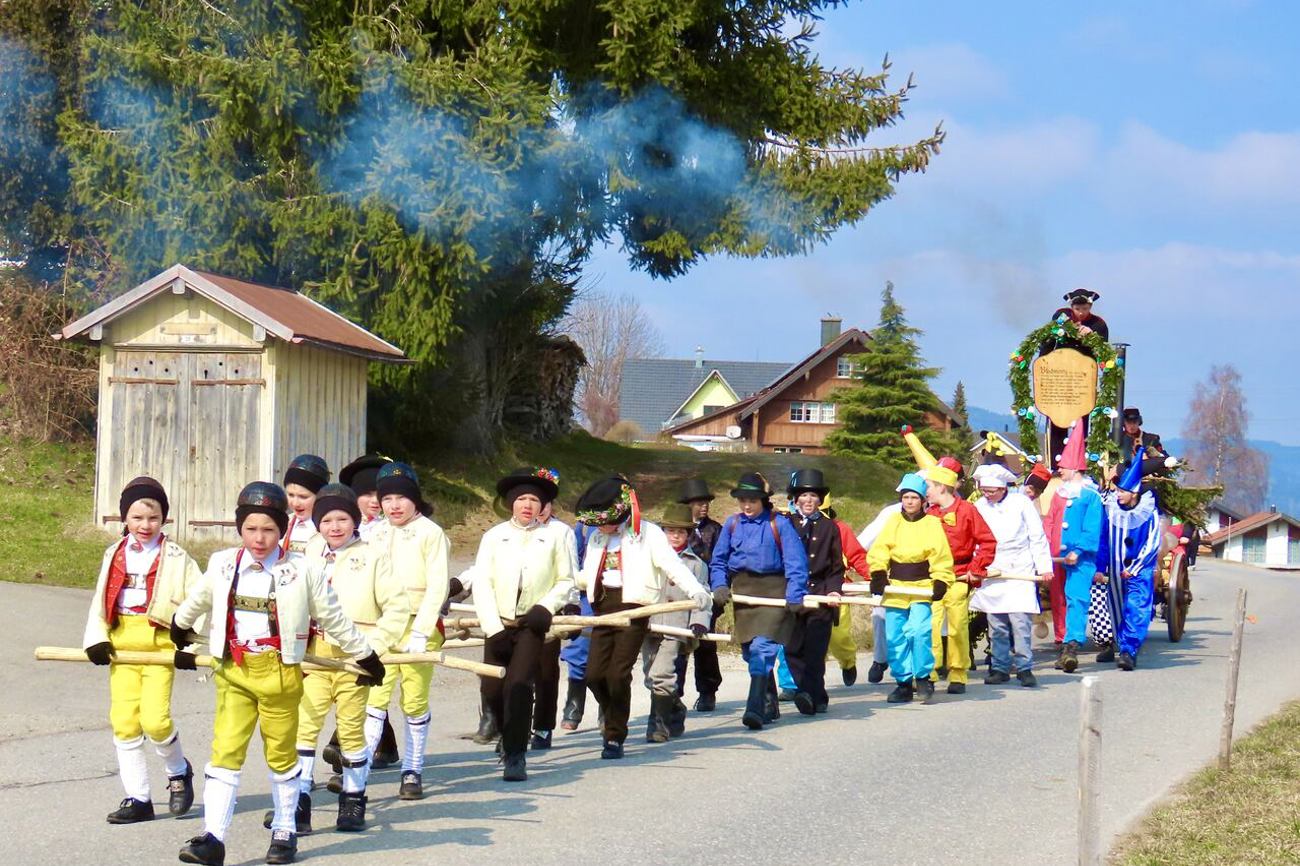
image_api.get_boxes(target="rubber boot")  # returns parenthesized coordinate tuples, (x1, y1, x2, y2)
(741, 675, 766, 730)
(560, 679, 586, 732)
(646, 695, 671, 743)
(764, 672, 781, 722)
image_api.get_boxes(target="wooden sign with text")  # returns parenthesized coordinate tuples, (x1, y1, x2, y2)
(1033, 348, 1098, 428)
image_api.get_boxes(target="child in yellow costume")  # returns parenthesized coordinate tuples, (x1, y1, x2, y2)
(364, 462, 450, 801)
(280, 484, 409, 833)
(170, 482, 385, 866)
(83, 477, 203, 824)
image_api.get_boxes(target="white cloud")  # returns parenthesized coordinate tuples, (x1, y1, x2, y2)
(892, 42, 1010, 104)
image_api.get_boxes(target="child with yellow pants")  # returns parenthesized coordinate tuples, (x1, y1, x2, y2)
(170, 481, 385, 866)
(83, 477, 203, 824)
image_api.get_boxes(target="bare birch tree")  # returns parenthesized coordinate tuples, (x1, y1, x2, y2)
(563, 290, 665, 438)
(1182, 364, 1269, 513)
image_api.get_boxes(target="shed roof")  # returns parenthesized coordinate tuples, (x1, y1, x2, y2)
(58, 264, 407, 363)
(620, 357, 792, 435)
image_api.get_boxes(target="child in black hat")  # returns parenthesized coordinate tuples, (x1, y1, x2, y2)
(282, 454, 330, 557)
(82, 477, 204, 825)
(339, 454, 391, 541)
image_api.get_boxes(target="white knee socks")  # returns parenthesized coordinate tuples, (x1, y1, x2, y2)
(202, 764, 241, 841)
(364, 708, 387, 759)
(296, 750, 315, 796)
(269, 767, 301, 834)
(402, 712, 430, 773)
(341, 750, 369, 794)
(150, 730, 189, 777)
(114, 735, 150, 802)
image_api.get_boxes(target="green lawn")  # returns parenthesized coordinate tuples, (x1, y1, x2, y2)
(1112, 700, 1300, 865)
(1, 430, 902, 588)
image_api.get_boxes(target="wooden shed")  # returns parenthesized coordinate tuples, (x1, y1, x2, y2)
(57, 264, 407, 542)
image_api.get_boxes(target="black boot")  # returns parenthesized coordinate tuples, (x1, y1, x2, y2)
(842, 665, 858, 686)
(793, 691, 816, 716)
(1061, 641, 1080, 673)
(867, 661, 888, 684)
(984, 670, 1011, 685)
(693, 692, 716, 712)
(336, 791, 367, 832)
(1117, 652, 1137, 671)
(399, 771, 423, 801)
(106, 797, 155, 824)
(472, 696, 501, 746)
(530, 729, 552, 750)
(372, 719, 400, 768)
(646, 695, 671, 743)
(667, 697, 688, 738)
(178, 832, 225, 866)
(1096, 643, 1116, 664)
(167, 759, 195, 816)
(916, 678, 936, 704)
(600, 739, 625, 759)
(560, 679, 586, 731)
(764, 674, 781, 722)
(887, 680, 914, 703)
(502, 750, 527, 782)
(265, 829, 297, 865)
(741, 675, 766, 730)
(1017, 670, 1039, 688)
(262, 792, 311, 834)
(322, 733, 342, 774)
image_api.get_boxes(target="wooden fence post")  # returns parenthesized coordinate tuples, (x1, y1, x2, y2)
(1218, 587, 1248, 771)
(1078, 675, 1102, 866)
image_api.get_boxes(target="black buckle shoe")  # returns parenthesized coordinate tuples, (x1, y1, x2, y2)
(106, 797, 155, 824)
(867, 661, 888, 684)
(600, 740, 625, 760)
(793, 691, 816, 716)
(167, 760, 195, 816)
(530, 729, 553, 750)
(178, 832, 225, 865)
(693, 693, 716, 713)
(265, 829, 297, 865)
(502, 751, 527, 782)
(886, 681, 914, 703)
(841, 665, 858, 686)
(336, 791, 367, 832)
(398, 771, 423, 800)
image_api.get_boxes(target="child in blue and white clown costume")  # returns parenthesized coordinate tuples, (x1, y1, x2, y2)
(1096, 448, 1164, 671)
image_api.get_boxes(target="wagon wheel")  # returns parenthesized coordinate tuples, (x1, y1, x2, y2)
(1166, 548, 1190, 643)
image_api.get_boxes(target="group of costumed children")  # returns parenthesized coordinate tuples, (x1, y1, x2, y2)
(81, 422, 1164, 866)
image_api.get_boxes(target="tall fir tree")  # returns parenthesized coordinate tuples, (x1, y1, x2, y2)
(951, 380, 968, 429)
(828, 282, 963, 469)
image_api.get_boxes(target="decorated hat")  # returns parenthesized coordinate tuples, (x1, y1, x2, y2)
(896, 472, 928, 497)
(284, 454, 330, 494)
(676, 478, 715, 504)
(339, 454, 391, 496)
(1064, 288, 1100, 303)
(120, 476, 169, 523)
(658, 502, 696, 531)
(787, 468, 829, 498)
(576, 476, 639, 529)
(730, 472, 772, 500)
(235, 481, 289, 535)
(938, 456, 965, 477)
(1116, 447, 1146, 493)
(1056, 423, 1089, 472)
(495, 466, 560, 505)
(312, 482, 362, 528)
(377, 462, 433, 516)
(900, 425, 938, 470)
(922, 465, 960, 488)
(973, 464, 1018, 489)
(1122, 407, 1143, 423)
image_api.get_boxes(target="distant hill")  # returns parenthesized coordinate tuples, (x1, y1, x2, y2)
(965, 405, 1020, 436)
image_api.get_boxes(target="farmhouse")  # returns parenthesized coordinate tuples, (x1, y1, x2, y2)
(57, 264, 407, 542)
(1205, 507, 1300, 569)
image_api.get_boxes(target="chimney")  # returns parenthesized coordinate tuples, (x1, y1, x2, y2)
(1271, 504, 1278, 514)
(820, 315, 842, 346)
(694, 346, 704, 369)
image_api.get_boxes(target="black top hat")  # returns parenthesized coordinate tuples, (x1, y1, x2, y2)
(339, 454, 391, 495)
(1122, 407, 1142, 423)
(1063, 288, 1100, 303)
(787, 468, 829, 498)
(495, 466, 559, 504)
(677, 478, 714, 504)
(730, 472, 772, 500)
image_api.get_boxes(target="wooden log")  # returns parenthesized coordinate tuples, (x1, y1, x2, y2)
(444, 614, 631, 631)
(380, 651, 505, 679)
(1077, 675, 1103, 866)
(34, 646, 365, 676)
(982, 569, 1049, 582)
(1218, 587, 1248, 771)
(446, 602, 477, 614)
(841, 583, 933, 598)
(729, 593, 787, 608)
(649, 624, 731, 643)
(440, 638, 485, 649)
(803, 594, 878, 607)
(616, 600, 700, 621)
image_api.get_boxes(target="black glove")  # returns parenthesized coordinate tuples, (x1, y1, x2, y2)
(169, 617, 191, 652)
(174, 650, 197, 671)
(447, 577, 464, 599)
(712, 585, 731, 606)
(931, 581, 949, 602)
(354, 651, 386, 688)
(869, 571, 888, 596)
(560, 602, 582, 616)
(690, 623, 708, 638)
(520, 604, 553, 636)
(85, 642, 115, 666)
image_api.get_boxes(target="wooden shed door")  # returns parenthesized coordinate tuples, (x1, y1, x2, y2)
(185, 353, 264, 534)
(106, 351, 187, 530)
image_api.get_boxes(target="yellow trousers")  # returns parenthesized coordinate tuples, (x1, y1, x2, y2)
(108, 615, 177, 742)
(210, 651, 303, 774)
(366, 621, 441, 717)
(931, 581, 971, 684)
(296, 639, 368, 755)
(828, 607, 858, 670)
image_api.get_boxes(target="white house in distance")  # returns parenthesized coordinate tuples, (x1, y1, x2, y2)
(1205, 507, 1300, 569)
(1203, 501, 1245, 535)
(57, 264, 408, 542)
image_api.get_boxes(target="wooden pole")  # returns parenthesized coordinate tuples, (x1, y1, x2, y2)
(615, 600, 700, 621)
(841, 584, 934, 598)
(380, 651, 505, 679)
(729, 593, 787, 608)
(1218, 587, 1248, 771)
(803, 594, 878, 607)
(649, 624, 731, 643)
(1078, 675, 1102, 866)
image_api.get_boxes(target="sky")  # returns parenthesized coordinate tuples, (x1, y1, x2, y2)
(584, 1, 1300, 446)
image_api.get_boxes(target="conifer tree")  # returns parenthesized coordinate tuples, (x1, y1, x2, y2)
(951, 380, 968, 429)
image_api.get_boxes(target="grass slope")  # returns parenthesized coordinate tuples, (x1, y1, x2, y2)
(2, 432, 902, 589)
(1113, 700, 1300, 865)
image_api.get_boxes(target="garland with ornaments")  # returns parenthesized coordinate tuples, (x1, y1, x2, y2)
(1007, 315, 1123, 470)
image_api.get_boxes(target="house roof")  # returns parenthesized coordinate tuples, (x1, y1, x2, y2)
(1208, 501, 1247, 521)
(620, 357, 791, 436)
(969, 430, 1027, 457)
(57, 264, 407, 363)
(736, 329, 873, 421)
(1205, 509, 1300, 546)
(667, 369, 739, 422)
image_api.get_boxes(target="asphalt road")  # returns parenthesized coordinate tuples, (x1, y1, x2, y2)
(3, 559, 1298, 866)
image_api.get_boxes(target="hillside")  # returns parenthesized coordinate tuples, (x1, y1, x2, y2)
(0, 433, 900, 587)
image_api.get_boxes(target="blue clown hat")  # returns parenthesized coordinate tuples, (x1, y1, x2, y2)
(896, 472, 928, 497)
(1116, 447, 1146, 493)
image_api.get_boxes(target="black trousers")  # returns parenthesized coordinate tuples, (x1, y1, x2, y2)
(785, 616, 833, 705)
(482, 625, 545, 756)
(676, 605, 723, 696)
(587, 589, 650, 743)
(533, 637, 562, 732)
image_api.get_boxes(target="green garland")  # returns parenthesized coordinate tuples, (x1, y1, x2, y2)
(1146, 477, 1224, 529)
(1007, 317, 1123, 471)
